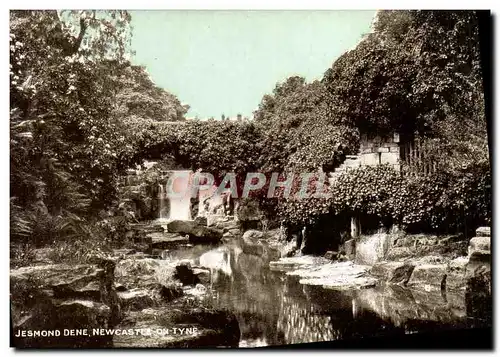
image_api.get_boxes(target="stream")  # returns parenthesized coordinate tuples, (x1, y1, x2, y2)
(158, 239, 488, 348)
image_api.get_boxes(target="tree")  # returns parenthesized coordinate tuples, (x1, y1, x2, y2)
(10, 10, 133, 243)
(323, 11, 485, 146)
(113, 64, 188, 123)
(254, 76, 358, 174)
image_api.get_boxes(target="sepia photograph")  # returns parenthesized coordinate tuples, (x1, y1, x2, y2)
(9, 8, 492, 349)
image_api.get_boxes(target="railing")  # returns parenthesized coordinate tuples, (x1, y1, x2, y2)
(400, 136, 437, 176)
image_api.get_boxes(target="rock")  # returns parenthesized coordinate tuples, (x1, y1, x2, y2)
(114, 258, 161, 290)
(355, 233, 393, 265)
(468, 236, 490, 256)
(270, 255, 330, 271)
(118, 289, 159, 311)
(192, 268, 211, 285)
(287, 261, 377, 290)
(242, 230, 264, 241)
(185, 283, 208, 297)
(410, 255, 447, 265)
(194, 216, 208, 226)
(113, 306, 240, 348)
(167, 220, 199, 234)
(465, 250, 492, 323)
(386, 246, 415, 261)
(227, 228, 241, 235)
(343, 239, 356, 259)
(115, 283, 127, 292)
(149, 232, 189, 250)
(407, 264, 447, 291)
(446, 256, 468, 291)
(241, 230, 265, 256)
(10, 261, 120, 348)
(167, 220, 223, 244)
(337, 254, 349, 262)
(188, 226, 223, 244)
(158, 284, 183, 302)
(31, 247, 55, 264)
(475, 226, 491, 237)
(174, 262, 199, 286)
(215, 220, 239, 231)
(371, 261, 415, 285)
(356, 284, 466, 327)
(324, 251, 338, 260)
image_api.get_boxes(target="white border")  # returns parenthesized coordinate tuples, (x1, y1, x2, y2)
(2, 2, 499, 357)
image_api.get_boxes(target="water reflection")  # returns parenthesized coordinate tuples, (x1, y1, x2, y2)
(162, 241, 490, 347)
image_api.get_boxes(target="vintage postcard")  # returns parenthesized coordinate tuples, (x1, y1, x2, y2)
(9, 9, 492, 349)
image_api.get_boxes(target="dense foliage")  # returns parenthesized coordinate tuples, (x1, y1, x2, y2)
(265, 10, 490, 236)
(10, 10, 491, 256)
(9, 10, 186, 253)
(114, 64, 189, 122)
(254, 77, 359, 173)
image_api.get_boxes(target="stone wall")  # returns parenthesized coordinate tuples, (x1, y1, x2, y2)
(359, 133, 400, 172)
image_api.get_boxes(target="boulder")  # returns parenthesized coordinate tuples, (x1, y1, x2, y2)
(242, 230, 264, 241)
(149, 232, 189, 250)
(167, 220, 199, 234)
(118, 289, 159, 311)
(288, 261, 377, 290)
(446, 256, 468, 291)
(475, 226, 491, 237)
(10, 260, 120, 348)
(354, 233, 393, 265)
(194, 216, 208, 226)
(343, 239, 356, 259)
(385, 246, 415, 261)
(468, 236, 490, 256)
(370, 261, 415, 285)
(114, 258, 161, 290)
(167, 220, 222, 244)
(158, 284, 183, 302)
(407, 264, 447, 291)
(187, 226, 223, 244)
(465, 250, 492, 323)
(216, 220, 239, 232)
(115, 283, 127, 292)
(192, 268, 211, 285)
(227, 228, 241, 235)
(174, 262, 199, 286)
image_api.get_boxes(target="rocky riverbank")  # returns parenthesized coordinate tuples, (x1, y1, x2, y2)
(10, 237, 240, 348)
(268, 226, 491, 327)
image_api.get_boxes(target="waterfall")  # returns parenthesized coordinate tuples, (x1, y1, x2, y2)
(295, 226, 307, 257)
(158, 184, 168, 220)
(157, 170, 193, 221)
(168, 194, 192, 221)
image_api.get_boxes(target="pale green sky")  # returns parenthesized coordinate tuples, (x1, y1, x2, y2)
(130, 10, 375, 119)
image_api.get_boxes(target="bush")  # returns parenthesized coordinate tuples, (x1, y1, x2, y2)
(276, 163, 491, 237)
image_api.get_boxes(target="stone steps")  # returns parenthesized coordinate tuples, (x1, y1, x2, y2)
(327, 153, 362, 185)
